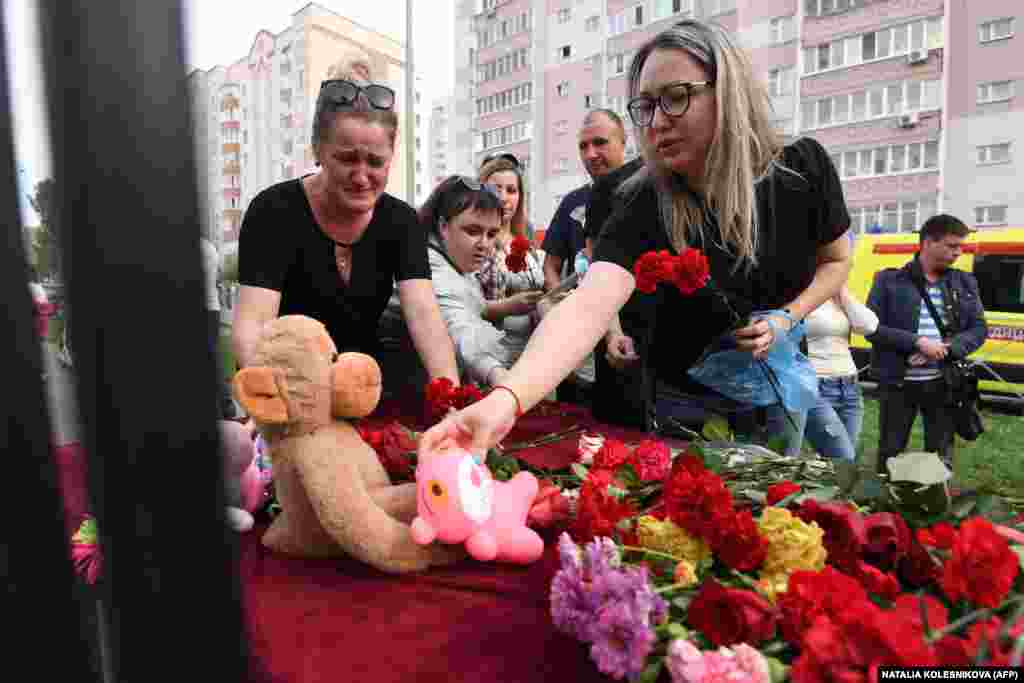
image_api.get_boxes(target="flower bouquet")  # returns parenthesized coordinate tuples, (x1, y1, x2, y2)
(549, 439, 1024, 682)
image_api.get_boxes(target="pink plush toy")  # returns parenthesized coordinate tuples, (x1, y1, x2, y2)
(410, 448, 544, 564)
(220, 420, 269, 532)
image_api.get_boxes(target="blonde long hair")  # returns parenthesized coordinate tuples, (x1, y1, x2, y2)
(622, 20, 783, 269)
(479, 157, 528, 237)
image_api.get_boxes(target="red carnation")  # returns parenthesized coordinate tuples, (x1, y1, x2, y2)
(505, 235, 532, 273)
(593, 438, 632, 471)
(671, 248, 711, 295)
(633, 250, 675, 294)
(629, 439, 672, 482)
(854, 561, 901, 602)
(710, 508, 767, 573)
(662, 462, 734, 542)
(940, 516, 1019, 608)
(766, 480, 802, 506)
(687, 579, 777, 648)
(778, 566, 868, 645)
(571, 469, 637, 543)
(862, 512, 911, 570)
(898, 540, 941, 588)
(917, 522, 957, 549)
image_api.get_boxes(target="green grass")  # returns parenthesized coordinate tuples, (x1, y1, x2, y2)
(856, 395, 1024, 500)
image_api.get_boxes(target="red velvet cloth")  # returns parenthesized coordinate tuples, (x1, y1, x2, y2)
(56, 398, 655, 682)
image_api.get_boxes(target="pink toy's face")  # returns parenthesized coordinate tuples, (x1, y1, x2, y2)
(417, 451, 495, 543)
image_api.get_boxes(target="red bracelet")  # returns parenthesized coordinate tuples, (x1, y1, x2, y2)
(490, 385, 524, 417)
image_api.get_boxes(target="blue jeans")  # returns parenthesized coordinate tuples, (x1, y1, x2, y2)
(793, 375, 863, 462)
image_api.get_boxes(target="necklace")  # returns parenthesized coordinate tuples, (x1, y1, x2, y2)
(334, 243, 352, 273)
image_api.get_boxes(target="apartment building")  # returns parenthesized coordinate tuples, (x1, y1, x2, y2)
(450, 0, 1022, 232)
(429, 95, 458, 189)
(187, 2, 423, 251)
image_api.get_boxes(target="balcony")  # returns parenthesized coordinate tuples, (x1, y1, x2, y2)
(220, 94, 240, 112)
(223, 187, 241, 200)
(221, 120, 240, 132)
(223, 161, 241, 176)
(222, 142, 240, 154)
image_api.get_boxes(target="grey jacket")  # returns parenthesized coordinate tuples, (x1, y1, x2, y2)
(427, 240, 527, 385)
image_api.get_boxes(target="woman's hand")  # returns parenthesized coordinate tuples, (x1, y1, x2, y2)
(733, 315, 792, 360)
(605, 332, 640, 370)
(505, 290, 544, 316)
(419, 390, 519, 461)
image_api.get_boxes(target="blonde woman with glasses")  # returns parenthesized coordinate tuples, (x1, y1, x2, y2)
(421, 19, 852, 454)
(232, 59, 458, 387)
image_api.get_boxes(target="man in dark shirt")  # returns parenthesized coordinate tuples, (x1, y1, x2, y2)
(541, 109, 627, 405)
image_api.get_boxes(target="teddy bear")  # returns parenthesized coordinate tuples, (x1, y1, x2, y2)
(232, 315, 462, 573)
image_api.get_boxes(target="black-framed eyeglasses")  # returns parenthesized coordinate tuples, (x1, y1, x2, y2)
(626, 81, 714, 128)
(480, 152, 520, 168)
(319, 79, 396, 111)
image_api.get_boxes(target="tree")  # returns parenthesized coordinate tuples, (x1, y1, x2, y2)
(29, 179, 60, 280)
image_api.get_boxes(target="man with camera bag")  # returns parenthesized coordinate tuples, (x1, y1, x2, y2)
(866, 214, 987, 476)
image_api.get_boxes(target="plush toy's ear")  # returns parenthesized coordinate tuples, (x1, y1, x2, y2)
(233, 367, 289, 424)
(331, 352, 382, 419)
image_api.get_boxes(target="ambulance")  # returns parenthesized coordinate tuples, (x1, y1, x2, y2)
(848, 227, 1024, 400)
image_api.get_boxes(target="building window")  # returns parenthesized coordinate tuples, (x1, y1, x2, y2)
(705, 0, 736, 16)
(829, 141, 940, 179)
(848, 197, 936, 234)
(554, 157, 569, 173)
(557, 8, 571, 24)
(770, 16, 795, 44)
(282, 139, 293, 156)
(977, 80, 1015, 104)
(585, 15, 599, 32)
(977, 142, 1012, 165)
(804, 17, 942, 75)
(654, 0, 690, 19)
(281, 88, 292, 107)
(612, 53, 627, 75)
(801, 78, 942, 130)
(609, 11, 627, 36)
(634, 5, 644, 26)
(979, 18, 1014, 43)
(558, 45, 572, 61)
(805, 0, 864, 17)
(556, 82, 570, 97)
(584, 93, 597, 108)
(280, 61, 291, 76)
(975, 205, 1008, 226)
(767, 67, 793, 97)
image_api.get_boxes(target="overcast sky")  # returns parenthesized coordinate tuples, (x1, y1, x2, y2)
(3, 0, 454, 224)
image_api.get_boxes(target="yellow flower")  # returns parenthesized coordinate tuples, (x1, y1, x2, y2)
(756, 507, 826, 599)
(636, 515, 712, 565)
(674, 560, 699, 588)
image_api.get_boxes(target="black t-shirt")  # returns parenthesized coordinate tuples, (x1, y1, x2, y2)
(238, 178, 430, 355)
(585, 158, 644, 243)
(593, 137, 850, 391)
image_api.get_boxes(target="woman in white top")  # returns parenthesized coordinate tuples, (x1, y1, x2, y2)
(794, 284, 879, 462)
(420, 176, 543, 387)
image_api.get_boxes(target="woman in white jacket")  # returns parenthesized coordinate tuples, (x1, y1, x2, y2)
(419, 176, 543, 387)
(794, 284, 879, 462)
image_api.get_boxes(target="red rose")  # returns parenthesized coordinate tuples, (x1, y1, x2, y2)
(357, 421, 418, 481)
(862, 512, 911, 570)
(795, 499, 865, 574)
(671, 248, 710, 296)
(778, 566, 867, 645)
(633, 250, 675, 294)
(710, 508, 767, 572)
(898, 540, 941, 588)
(571, 469, 637, 543)
(629, 439, 672, 482)
(917, 522, 957, 549)
(687, 579, 777, 647)
(766, 481, 802, 506)
(593, 438, 632, 471)
(940, 516, 1019, 608)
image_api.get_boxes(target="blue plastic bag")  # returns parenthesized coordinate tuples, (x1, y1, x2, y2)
(686, 309, 819, 412)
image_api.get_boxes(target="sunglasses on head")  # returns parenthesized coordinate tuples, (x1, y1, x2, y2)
(319, 79, 396, 111)
(454, 176, 500, 198)
(480, 152, 520, 169)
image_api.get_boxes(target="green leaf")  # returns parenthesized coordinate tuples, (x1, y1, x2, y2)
(702, 415, 732, 442)
(767, 657, 790, 683)
(608, 485, 629, 501)
(665, 622, 689, 640)
(636, 658, 664, 683)
(73, 517, 98, 544)
(571, 463, 589, 481)
(618, 464, 640, 488)
(952, 496, 977, 519)
(1013, 546, 1024, 573)
(764, 436, 788, 456)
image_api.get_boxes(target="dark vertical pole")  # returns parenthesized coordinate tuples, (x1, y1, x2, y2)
(0, 7, 96, 683)
(35, 1, 254, 680)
